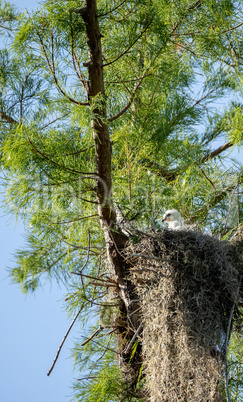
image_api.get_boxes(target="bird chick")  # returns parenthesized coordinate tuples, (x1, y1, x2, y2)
(162, 209, 184, 230)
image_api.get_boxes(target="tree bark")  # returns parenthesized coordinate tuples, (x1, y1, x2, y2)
(81, 0, 127, 278)
(79, 1, 143, 392)
(81, 0, 139, 327)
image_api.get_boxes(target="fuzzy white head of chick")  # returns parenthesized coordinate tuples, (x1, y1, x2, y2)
(162, 209, 184, 230)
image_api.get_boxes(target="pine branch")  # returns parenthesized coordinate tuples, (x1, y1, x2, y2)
(47, 306, 83, 376)
(25, 132, 95, 176)
(63, 144, 95, 156)
(144, 140, 235, 182)
(0, 111, 18, 124)
(52, 214, 98, 225)
(170, 39, 198, 57)
(103, 22, 151, 67)
(201, 141, 233, 163)
(70, 15, 89, 96)
(88, 333, 113, 375)
(36, 30, 88, 106)
(40, 114, 70, 130)
(108, 80, 143, 122)
(189, 174, 243, 223)
(171, 0, 201, 34)
(97, 0, 127, 18)
(176, 21, 243, 38)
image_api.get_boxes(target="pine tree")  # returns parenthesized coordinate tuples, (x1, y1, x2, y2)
(1, 0, 243, 400)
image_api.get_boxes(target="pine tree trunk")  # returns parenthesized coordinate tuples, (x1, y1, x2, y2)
(80, 0, 143, 392)
(80, 0, 127, 288)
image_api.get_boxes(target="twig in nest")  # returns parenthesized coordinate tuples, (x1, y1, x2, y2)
(129, 253, 166, 261)
(47, 306, 83, 376)
(123, 322, 143, 354)
(131, 267, 171, 278)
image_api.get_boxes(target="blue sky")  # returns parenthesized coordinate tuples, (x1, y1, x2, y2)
(0, 2, 80, 402)
(0, 210, 79, 402)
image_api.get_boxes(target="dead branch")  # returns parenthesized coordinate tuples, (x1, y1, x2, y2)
(47, 306, 83, 376)
(81, 325, 104, 346)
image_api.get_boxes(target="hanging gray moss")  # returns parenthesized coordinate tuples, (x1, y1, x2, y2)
(122, 227, 243, 401)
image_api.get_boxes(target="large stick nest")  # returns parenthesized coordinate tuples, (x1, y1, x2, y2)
(124, 227, 243, 401)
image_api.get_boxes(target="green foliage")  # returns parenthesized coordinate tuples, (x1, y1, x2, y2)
(71, 326, 144, 402)
(227, 330, 243, 401)
(0, 0, 19, 32)
(72, 355, 131, 401)
(228, 107, 243, 144)
(0, 0, 243, 400)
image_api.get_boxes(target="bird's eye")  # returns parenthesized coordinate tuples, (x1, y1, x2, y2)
(167, 213, 171, 217)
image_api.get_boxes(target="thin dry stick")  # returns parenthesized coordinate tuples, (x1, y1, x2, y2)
(83, 334, 119, 355)
(131, 267, 170, 277)
(72, 271, 117, 285)
(81, 325, 104, 347)
(47, 306, 83, 376)
(129, 253, 166, 261)
(123, 322, 143, 354)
